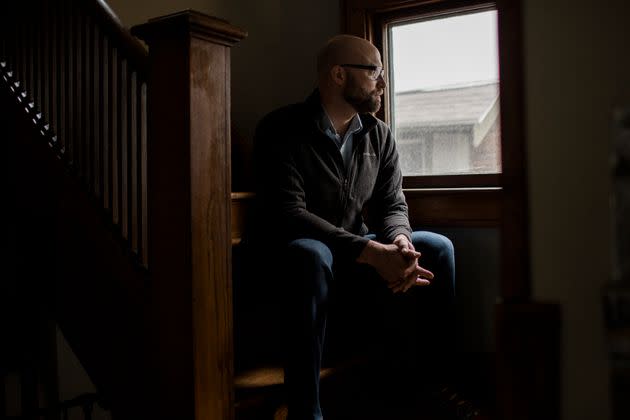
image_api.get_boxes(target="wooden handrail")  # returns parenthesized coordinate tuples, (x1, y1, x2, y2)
(88, 0, 148, 73)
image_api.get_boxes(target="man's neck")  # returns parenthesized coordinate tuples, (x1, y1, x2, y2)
(320, 95, 357, 138)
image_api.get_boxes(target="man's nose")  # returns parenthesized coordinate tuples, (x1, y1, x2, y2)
(377, 74, 387, 88)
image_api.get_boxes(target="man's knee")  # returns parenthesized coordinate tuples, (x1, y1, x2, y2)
(411, 231, 454, 262)
(285, 239, 333, 301)
(410, 231, 455, 293)
(287, 239, 333, 268)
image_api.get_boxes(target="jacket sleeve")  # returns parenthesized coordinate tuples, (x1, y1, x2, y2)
(368, 125, 412, 243)
(254, 112, 370, 261)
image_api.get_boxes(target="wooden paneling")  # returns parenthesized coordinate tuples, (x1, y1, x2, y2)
(406, 188, 501, 227)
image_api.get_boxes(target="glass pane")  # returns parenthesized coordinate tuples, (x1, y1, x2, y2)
(389, 10, 502, 176)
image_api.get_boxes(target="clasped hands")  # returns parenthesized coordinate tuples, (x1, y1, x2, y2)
(357, 234, 434, 294)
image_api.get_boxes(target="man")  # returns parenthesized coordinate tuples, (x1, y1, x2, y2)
(253, 35, 455, 420)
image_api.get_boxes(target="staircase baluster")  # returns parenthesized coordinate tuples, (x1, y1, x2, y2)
(111, 47, 119, 226)
(59, 1, 67, 156)
(76, 10, 84, 178)
(66, 0, 75, 167)
(34, 3, 41, 115)
(130, 70, 138, 253)
(28, 14, 35, 104)
(19, 6, 26, 94)
(41, 1, 48, 124)
(4, 5, 8, 70)
(0, 5, 5, 63)
(12, 6, 17, 83)
(4, 6, 10, 75)
(120, 58, 128, 241)
(11, 4, 16, 84)
(93, 24, 102, 199)
(16, 5, 20, 88)
(103, 36, 111, 212)
(140, 80, 148, 266)
(84, 15, 93, 190)
(11, 5, 18, 84)
(50, 0, 58, 146)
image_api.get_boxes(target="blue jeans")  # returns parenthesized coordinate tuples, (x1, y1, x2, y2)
(281, 232, 456, 420)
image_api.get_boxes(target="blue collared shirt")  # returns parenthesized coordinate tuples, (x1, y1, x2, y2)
(320, 110, 363, 169)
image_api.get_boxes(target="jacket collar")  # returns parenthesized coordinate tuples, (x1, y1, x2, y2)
(305, 89, 378, 136)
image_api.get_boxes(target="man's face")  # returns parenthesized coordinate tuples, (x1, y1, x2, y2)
(342, 61, 386, 114)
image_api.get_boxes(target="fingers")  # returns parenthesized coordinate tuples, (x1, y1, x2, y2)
(390, 278, 416, 294)
(400, 248, 421, 259)
(390, 274, 431, 294)
(404, 275, 430, 291)
(393, 234, 410, 247)
(389, 265, 434, 294)
(415, 277, 431, 286)
(403, 263, 433, 282)
(388, 274, 411, 293)
(389, 281, 407, 294)
(414, 265, 434, 280)
(402, 260, 419, 279)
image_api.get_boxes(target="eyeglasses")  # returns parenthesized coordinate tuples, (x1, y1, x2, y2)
(340, 64, 384, 81)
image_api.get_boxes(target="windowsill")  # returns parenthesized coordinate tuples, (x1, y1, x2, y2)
(404, 186, 502, 193)
(403, 173, 501, 189)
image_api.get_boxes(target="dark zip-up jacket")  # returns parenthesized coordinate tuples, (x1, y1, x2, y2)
(253, 90, 412, 262)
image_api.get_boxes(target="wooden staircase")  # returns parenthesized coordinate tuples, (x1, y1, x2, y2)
(1, 1, 246, 419)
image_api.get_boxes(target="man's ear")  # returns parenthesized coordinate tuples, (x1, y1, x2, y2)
(330, 65, 346, 86)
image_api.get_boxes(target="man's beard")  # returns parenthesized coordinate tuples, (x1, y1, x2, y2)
(343, 74, 382, 114)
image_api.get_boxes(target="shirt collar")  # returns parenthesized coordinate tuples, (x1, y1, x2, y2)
(320, 108, 363, 144)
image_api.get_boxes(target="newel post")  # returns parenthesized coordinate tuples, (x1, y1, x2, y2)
(132, 11, 246, 420)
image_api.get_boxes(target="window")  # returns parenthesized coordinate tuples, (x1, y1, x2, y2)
(388, 10, 501, 177)
(343, 0, 528, 227)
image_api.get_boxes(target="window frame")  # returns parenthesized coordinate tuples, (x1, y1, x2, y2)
(380, 3, 501, 188)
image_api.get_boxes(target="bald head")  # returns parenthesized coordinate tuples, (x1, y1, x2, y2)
(316, 35, 381, 81)
(316, 35, 386, 116)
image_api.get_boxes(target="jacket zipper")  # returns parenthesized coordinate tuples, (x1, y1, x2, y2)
(339, 135, 363, 226)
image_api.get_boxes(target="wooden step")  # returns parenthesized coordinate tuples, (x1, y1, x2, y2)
(233, 359, 492, 420)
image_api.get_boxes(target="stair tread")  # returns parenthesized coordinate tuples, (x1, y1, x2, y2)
(235, 359, 493, 420)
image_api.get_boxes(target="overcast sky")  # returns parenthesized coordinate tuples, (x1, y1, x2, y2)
(390, 10, 499, 93)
